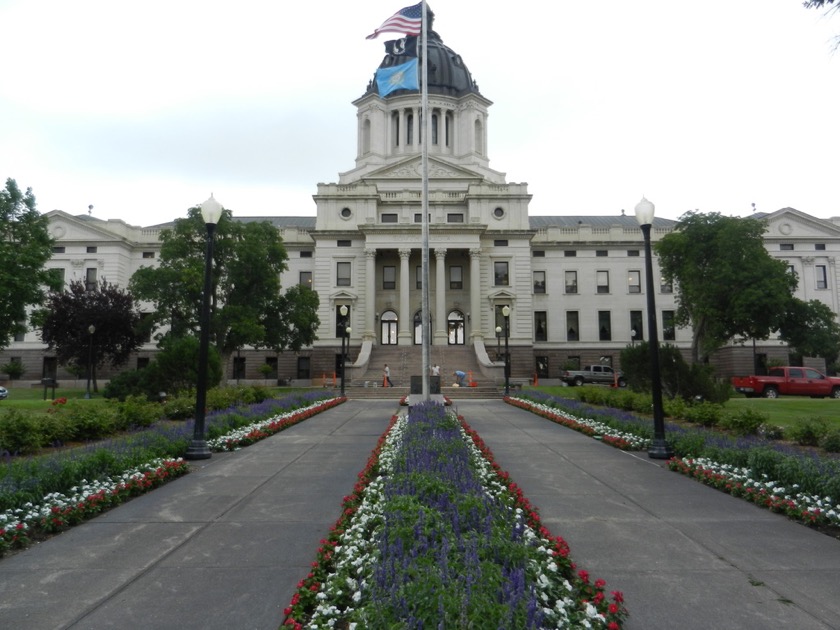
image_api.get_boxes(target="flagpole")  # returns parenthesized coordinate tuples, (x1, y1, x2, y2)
(420, 0, 431, 401)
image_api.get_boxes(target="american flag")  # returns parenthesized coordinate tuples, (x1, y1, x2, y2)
(366, 3, 423, 40)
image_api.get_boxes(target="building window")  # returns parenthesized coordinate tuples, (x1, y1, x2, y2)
(533, 250, 545, 257)
(780, 243, 794, 251)
(628, 270, 641, 293)
(137, 357, 150, 370)
(87, 246, 97, 253)
(381, 213, 398, 223)
(630, 310, 643, 342)
(815, 243, 826, 251)
(662, 310, 676, 341)
(139, 312, 154, 343)
(596, 270, 610, 294)
(85, 267, 97, 291)
(337, 240, 352, 247)
(494, 261, 509, 286)
(142, 251, 155, 259)
(340, 207, 352, 219)
(816, 265, 828, 290)
(566, 311, 579, 341)
(336, 262, 351, 286)
(449, 265, 463, 289)
(416, 265, 423, 289)
(264, 357, 278, 380)
(536, 356, 549, 378)
(564, 250, 576, 257)
(534, 311, 547, 341)
(233, 356, 246, 380)
(566, 355, 581, 370)
(447, 213, 464, 223)
(494, 239, 508, 247)
(299, 271, 312, 288)
(533, 270, 546, 294)
(598, 311, 612, 341)
(300, 251, 313, 258)
(660, 279, 673, 293)
(49, 268, 65, 286)
(627, 250, 640, 257)
(383, 265, 396, 290)
(414, 213, 431, 223)
(52, 246, 65, 253)
(13, 326, 25, 342)
(565, 270, 577, 294)
(596, 250, 608, 257)
(297, 356, 311, 379)
(493, 207, 505, 218)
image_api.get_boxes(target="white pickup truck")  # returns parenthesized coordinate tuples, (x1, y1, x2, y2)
(560, 365, 626, 387)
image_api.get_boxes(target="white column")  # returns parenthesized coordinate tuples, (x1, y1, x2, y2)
(399, 248, 412, 344)
(469, 247, 482, 340)
(434, 248, 447, 343)
(365, 248, 377, 341)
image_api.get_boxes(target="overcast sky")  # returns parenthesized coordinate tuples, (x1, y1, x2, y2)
(1, 0, 839, 225)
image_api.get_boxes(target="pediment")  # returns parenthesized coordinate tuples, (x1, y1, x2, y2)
(762, 207, 840, 240)
(364, 156, 485, 181)
(46, 210, 139, 243)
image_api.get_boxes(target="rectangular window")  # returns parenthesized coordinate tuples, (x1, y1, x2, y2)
(494, 239, 508, 247)
(780, 243, 794, 251)
(535, 356, 549, 378)
(598, 311, 612, 341)
(534, 311, 547, 341)
(662, 310, 676, 341)
(414, 213, 431, 223)
(13, 326, 25, 342)
(416, 265, 423, 289)
(265, 357, 278, 379)
(447, 213, 464, 223)
(336, 262, 351, 286)
(565, 270, 578, 294)
(596, 250, 608, 257)
(627, 250, 640, 257)
(300, 250, 313, 258)
(533, 250, 545, 257)
(628, 270, 641, 293)
(533, 270, 546, 294)
(564, 250, 576, 257)
(494, 261, 509, 286)
(297, 356, 311, 379)
(383, 265, 396, 290)
(233, 356, 246, 380)
(299, 271, 312, 288)
(381, 213, 398, 223)
(596, 270, 610, 294)
(566, 311, 579, 341)
(85, 267, 97, 291)
(566, 355, 581, 370)
(337, 240, 352, 247)
(142, 251, 155, 259)
(816, 265, 828, 290)
(449, 265, 463, 289)
(49, 268, 65, 286)
(87, 246, 97, 253)
(139, 312, 153, 343)
(630, 310, 644, 342)
(52, 246, 65, 253)
(660, 279, 673, 293)
(815, 243, 826, 251)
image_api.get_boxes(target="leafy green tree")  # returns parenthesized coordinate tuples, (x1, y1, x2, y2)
(655, 212, 797, 364)
(129, 207, 319, 362)
(777, 298, 840, 366)
(34, 279, 146, 389)
(0, 178, 59, 350)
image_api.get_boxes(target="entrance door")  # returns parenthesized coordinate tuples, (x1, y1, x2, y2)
(380, 310, 398, 344)
(413, 311, 433, 345)
(447, 310, 465, 345)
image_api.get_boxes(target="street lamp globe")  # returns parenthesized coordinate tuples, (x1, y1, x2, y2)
(201, 194, 224, 225)
(634, 196, 655, 227)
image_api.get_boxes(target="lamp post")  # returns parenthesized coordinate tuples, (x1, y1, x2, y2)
(495, 325, 502, 361)
(186, 194, 224, 461)
(85, 324, 95, 399)
(502, 306, 511, 396)
(634, 197, 674, 460)
(339, 305, 350, 397)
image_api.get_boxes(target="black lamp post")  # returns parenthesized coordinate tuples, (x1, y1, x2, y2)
(339, 305, 350, 397)
(635, 197, 674, 460)
(495, 325, 502, 361)
(186, 194, 224, 461)
(85, 324, 95, 399)
(502, 305, 511, 396)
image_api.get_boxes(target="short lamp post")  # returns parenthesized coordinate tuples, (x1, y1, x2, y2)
(85, 324, 95, 399)
(186, 194, 224, 461)
(495, 325, 502, 361)
(634, 197, 674, 460)
(502, 306, 511, 396)
(339, 305, 350, 397)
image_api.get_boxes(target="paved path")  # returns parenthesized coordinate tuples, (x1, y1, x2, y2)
(1, 399, 838, 629)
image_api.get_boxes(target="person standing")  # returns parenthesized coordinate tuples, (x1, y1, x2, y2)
(430, 364, 440, 377)
(383, 364, 393, 387)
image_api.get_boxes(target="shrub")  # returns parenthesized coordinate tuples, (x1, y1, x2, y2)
(683, 402, 724, 427)
(819, 429, 840, 453)
(786, 416, 830, 447)
(664, 396, 688, 420)
(115, 395, 163, 429)
(163, 392, 197, 420)
(60, 402, 118, 441)
(719, 408, 767, 436)
(0, 409, 45, 455)
(757, 424, 785, 440)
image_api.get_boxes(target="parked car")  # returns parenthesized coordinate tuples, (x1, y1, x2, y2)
(0, 386, 8, 400)
(560, 365, 626, 387)
(731, 366, 840, 399)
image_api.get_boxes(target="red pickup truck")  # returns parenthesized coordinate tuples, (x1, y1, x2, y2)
(731, 366, 840, 399)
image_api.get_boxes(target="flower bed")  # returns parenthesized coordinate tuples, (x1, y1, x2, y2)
(283, 402, 627, 629)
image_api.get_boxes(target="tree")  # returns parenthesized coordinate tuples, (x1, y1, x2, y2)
(655, 212, 797, 364)
(0, 178, 59, 351)
(777, 298, 840, 366)
(34, 279, 146, 389)
(129, 207, 319, 362)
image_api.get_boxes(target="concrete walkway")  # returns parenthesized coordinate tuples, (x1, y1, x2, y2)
(0, 399, 838, 629)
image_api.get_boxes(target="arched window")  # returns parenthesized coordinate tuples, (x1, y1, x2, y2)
(380, 310, 398, 345)
(362, 118, 371, 154)
(447, 310, 465, 345)
(474, 118, 484, 155)
(413, 310, 433, 345)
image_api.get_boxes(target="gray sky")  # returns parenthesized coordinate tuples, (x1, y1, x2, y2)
(1, 0, 839, 225)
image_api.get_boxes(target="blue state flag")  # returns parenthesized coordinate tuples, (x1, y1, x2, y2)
(375, 58, 419, 97)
